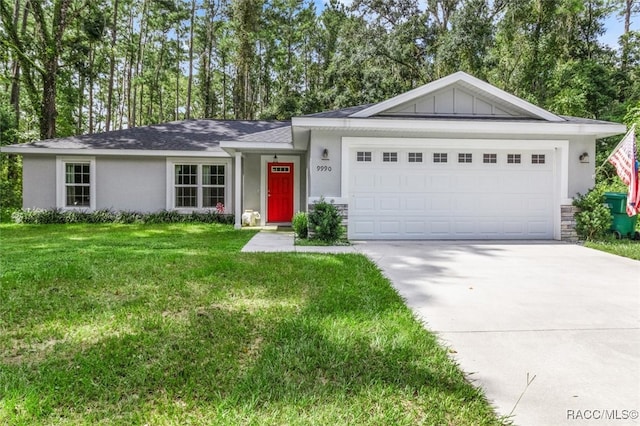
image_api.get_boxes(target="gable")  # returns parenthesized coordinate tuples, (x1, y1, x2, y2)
(350, 71, 564, 122)
(383, 85, 527, 118)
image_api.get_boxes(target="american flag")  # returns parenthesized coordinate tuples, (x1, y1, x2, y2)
(608, 125, 639, 216)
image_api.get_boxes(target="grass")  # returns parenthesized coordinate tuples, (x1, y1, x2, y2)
(0, 223, 502, 425)
(585, 239, 640, 260)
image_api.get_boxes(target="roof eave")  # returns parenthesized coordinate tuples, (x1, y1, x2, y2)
(0, 146, 230, 157)
(291, 117, 626, 138)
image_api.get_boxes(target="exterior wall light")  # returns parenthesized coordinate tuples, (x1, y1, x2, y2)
(579, 152, 589, 163)
(273, 154, 278, 162)
(322, 148, 329, 160)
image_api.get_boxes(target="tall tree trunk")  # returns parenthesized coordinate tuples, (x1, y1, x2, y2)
(88, 47, 95, 134)
(106, 0, 119, 131)
(186, 0, 196, 119)
(621, 0, 635, 70)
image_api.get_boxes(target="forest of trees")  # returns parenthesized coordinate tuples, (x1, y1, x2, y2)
(0, 0, 639, 207)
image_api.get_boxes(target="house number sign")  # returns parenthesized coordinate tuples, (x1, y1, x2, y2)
(317, 165, 332, 172)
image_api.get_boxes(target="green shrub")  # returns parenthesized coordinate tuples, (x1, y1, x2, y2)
(10, 209, 234, 225)
(292, 211, 308, 239)
(308, 198, 343, 243)
(573, 185, 613, 241)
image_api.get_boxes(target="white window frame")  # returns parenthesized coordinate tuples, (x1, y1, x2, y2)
(433, 152, 448, 163)
(483, 153, 497, 164)
(382, 152, 398, 162)
(408, 152, 423, 163)
(166, 158, 231, 212)
(507, 153, 522, 164)
(56, 156, 96, 210)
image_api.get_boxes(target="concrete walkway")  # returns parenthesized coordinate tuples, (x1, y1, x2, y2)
(241, 230, 358, 254)
(241, 232, 640, 425)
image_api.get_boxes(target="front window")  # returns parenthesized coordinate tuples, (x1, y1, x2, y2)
(202, 165, 225, 208)
(173, 163, 226, 210)
(57, 157, 96, 210)
(65, 163, 91, 207)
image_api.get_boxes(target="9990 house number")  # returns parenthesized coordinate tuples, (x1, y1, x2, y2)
(317, 165, 332, 172)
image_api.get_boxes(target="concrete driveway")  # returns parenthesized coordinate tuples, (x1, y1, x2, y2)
(355, 241, 640, 426)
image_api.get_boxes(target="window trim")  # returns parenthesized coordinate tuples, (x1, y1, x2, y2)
(166, 158, 231, 212)
(56, 156, 96, 210)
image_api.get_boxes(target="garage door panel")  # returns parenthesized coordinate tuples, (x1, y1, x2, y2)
(378, 196, 401, 211)
(454, 221, 475, 235)
(379, 221, 401, 235)
(405, 196, 427, 211)
(431, 221, 451, 235)
(405, 220, 427, 234)
(352, 196, 376, 212)
(430, 195, 452, 212)
(349, 147, 554, 239)
(427, 175, 451, 191)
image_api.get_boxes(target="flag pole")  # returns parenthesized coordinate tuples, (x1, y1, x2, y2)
(598, 123, 636, 170)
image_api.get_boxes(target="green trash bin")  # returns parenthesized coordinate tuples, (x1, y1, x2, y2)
(603, 192, 639, 239)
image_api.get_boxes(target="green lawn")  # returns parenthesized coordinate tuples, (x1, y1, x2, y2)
(0, 223, 502, 425)
(585, 239, 640, 260)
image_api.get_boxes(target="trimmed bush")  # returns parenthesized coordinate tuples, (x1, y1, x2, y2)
(573, 186, 613, 241)
(292, 211, 308, 239)
(10, 208, 234, 225)
(308, 198, 343, 243)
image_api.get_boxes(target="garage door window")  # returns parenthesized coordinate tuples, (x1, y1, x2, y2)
(507, 154, 521, 164)
(532, 154, 546, 164)
(433, 153, 448, 163)
(408, 152, 423, 163)
(458, 153, 473, 163)
(483, 153, 497, 164)
(357, 151, 372, 162)
(383, 152, 398, 162)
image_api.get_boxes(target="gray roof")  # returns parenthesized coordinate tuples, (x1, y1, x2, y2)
(302, 104, 373, 118)
(13, 120, 291, 151)
(233, 125, 293, 143)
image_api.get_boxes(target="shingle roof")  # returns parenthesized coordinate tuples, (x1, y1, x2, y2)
(301, 104, 373, 118)
(233, 125, 293, 143)
(12, 120, 291, 151)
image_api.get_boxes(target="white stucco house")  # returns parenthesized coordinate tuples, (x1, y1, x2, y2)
(2, 72, 626, 240)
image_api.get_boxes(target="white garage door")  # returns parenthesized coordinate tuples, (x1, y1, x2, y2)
(349, 147, 555, 239)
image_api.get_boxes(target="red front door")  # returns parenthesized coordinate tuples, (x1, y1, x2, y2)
(267, 162, 294, 222)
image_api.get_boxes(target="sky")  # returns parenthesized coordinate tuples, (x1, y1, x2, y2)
(311, 0, 636, 49)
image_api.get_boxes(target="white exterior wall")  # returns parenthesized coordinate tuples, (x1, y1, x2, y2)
(566, 135, 596, 197)
(23, 156, 56, 209)
(97, 157, 166, 211)
(243, 154, 262, 212)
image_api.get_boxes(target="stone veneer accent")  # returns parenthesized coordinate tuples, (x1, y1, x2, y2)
(561, 204, 580, 242)
(307, 202, 348, 238)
